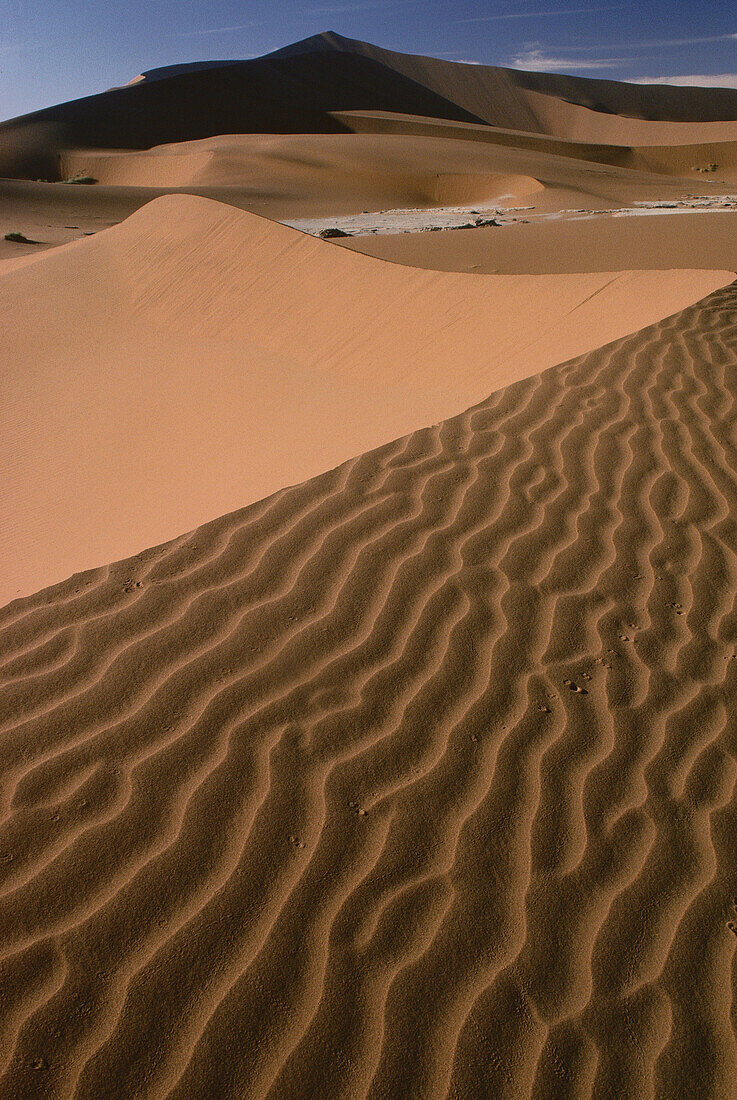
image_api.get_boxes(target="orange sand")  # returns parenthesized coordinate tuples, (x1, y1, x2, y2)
(2, 32, 737, 1100)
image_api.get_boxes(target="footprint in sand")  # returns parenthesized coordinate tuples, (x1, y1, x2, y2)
(564, 679, 588, 695)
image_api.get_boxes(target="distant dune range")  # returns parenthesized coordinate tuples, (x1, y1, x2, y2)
(6, 31, 737, 175)
(0, 193, 731, 606)
(4, 32, 737, 269)
(1, 283, 737, 1097)
(4, 31, 737, 200)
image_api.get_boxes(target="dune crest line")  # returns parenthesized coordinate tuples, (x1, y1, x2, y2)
(1, 283, 737, 1098)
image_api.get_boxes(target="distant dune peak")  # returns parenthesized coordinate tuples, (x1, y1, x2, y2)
(268, 30, 363, 56)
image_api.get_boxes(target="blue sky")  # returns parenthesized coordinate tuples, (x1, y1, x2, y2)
(1, 0, 737, 122)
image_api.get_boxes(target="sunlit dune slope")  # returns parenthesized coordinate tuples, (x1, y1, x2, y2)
(337, 111, 737, 180)
(48, 124, 737, 223)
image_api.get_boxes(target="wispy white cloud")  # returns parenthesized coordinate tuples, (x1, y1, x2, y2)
(559, 32, 737, 51)
(459, 7, 620, 23)
(176, 23, 261, 37)
(0, 41, 40, 52)
(452, 58, 484, 65)
(308, 0, 418, 11)
(511, 47, 630, 71)
(619, 32, 737, 48)
(631, 73, 737, 88)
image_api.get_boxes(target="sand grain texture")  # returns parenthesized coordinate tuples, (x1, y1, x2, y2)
(1, 284, 737, 1097)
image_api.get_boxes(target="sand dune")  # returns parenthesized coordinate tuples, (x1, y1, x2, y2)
(278, 32, 737, 122)
(1, 193, 731, 606)
(1, 147, 730, 272)
(4, 31, 737, 1097)
(511, 89, 737, 147)
(58, 133, 546, 206)
(0, 179, 154, 264)
(321, 34, 737, 145)
(629, 138, 737, 180)
(55, 129, 727, 214)
(335, 110, 634, 165)
(276, 33, 737, 139)
(5, 33, 737, 275)
(1, 284, 736, 1097)
(1, 132, 732, 271)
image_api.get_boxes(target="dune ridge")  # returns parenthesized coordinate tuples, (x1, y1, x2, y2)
(1, 282, 736, 1097)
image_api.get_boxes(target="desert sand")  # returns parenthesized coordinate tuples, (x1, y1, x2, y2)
(1, 30, 737, 1100)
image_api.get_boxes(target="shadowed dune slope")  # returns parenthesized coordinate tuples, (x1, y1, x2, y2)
(0, 50, 483, 178)
(3, 193, 730, 606)
(1, 284, 737, 1098)
(274, 32, 737, 125)
(290, 34, 737, 146)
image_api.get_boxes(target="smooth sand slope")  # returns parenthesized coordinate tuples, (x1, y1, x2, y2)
(1, 284, 737, 1098)
(2, 193, 730, 607)
(337, 211, 737, 275)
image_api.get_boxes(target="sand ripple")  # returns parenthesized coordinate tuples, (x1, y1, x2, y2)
(1, 285, 737, 1098)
